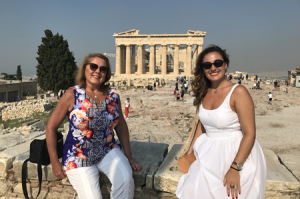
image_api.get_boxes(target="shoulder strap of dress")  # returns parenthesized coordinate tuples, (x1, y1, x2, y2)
(225, 84, 239, 100)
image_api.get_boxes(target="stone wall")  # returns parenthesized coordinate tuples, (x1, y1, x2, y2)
(0, 81, 37, 102)
(1, 99, 52, 121)
(22, 82, 38, 96)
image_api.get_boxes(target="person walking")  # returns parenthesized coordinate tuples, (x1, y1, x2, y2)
(176, 45, 266, 199)
(274, 80, 278, 90)
(46, 53, 142, 199)
(173, 89, 177, 101)
(268, 92, 272, 105)
(184, 82, 188, 94)
(180, 86, 185, 102)
(177, 90, 180, 101)
(153, 82, 156, 91)
(256, 81, 260, 90)
(124, 98, 130, 119)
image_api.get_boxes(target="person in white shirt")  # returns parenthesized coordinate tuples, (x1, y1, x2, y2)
(124, 98, 130, 119)
(268, 92, 272, 105)
(184, 82, 188, 93)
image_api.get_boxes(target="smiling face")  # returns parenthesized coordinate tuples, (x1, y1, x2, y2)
(202, 51, 227, 82)
(84, 57, 107, 87)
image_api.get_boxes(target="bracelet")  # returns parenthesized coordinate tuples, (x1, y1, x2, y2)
(230, 166, 240, 171)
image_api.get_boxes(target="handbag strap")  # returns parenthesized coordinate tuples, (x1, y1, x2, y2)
(35, 140, 45, 198)
(180, 112, 198, 157)
(22, 158, 30, 199)
(22, 142, 44, 199)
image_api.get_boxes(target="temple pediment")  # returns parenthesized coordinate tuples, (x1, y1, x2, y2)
(114, 29, 140, 36)
(187, 30, 206, 35)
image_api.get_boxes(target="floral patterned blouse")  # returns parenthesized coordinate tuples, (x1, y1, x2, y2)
(62, 86, 122, 171)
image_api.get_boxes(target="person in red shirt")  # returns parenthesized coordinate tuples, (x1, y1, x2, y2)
(124, 98, 130, 119)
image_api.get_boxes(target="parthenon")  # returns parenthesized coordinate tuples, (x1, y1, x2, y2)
(114, 29, 206, 77)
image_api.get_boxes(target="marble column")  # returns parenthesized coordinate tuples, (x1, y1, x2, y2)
(197, 44, 203, 56)
(161, 45, 167, 75)
(115, 45, 121, 75)
(174, 44, 179, 75)
(131, 45, 135, 73)
(149, 45, 156, 74)
(126, 45, 131, 74)
(122, 46, 126, 74)
(186, 45, 192, 75)
(137, 45, 144, 74)
(142, 45, 146, 73)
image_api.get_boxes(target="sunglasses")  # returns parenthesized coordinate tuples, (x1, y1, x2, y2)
(202, 60, 224, 69)
(89, 63, 108, 73)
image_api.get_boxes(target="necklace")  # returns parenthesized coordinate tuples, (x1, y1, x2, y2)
(91, 91, 97, 98)
(210, 84, 232, 93)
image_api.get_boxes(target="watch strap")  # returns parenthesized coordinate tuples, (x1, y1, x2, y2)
(232, 161, 238, 166)
(230, 166, 240, 171)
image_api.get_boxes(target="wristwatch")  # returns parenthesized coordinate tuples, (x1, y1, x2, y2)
(232, 161, 243, 171)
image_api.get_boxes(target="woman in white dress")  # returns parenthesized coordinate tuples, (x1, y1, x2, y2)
(175, 45, 267, 199)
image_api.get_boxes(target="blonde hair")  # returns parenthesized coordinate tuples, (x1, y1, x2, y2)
(76, 53, 111, 91)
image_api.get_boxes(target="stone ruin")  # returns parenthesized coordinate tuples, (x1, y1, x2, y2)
(0, 99, 52, 121)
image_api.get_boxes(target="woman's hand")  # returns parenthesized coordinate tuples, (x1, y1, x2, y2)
(128, 157, 142, 172)
(52, 162, 66, 179)
(223, 168, 241, 199)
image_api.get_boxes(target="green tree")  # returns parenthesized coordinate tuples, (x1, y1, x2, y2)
(16, 65, 22, 81)
(1, 73, 17, 80)
(36, 29, 77, 98)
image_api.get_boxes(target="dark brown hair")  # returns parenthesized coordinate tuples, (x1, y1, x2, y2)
(191, 44, 230, 108)
(76, 53, 111, 91)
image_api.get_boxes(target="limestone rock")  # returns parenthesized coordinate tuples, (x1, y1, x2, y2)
(13, 151, 59, 181)
(0, 179, 8, 196)
(0, 123, 8, 130)
(146, 164, 159, 190)
(130, 141, 168, 188)
(265, 180, 300, 198)
(31, 120, 46, 131)
(1, 99, 52, 121)
(154, 144, 184, 194)
(278, 153, 300, 182)
(264, 148, 299, 182)
(0, 157, 15, 178)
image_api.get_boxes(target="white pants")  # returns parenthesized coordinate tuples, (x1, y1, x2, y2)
(66, 148, 134, 199)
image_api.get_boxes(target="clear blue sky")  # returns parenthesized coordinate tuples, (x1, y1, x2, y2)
(0, 0, 299, 75)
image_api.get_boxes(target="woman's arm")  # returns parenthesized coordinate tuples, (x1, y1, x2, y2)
(46, 88, 74, 179)
(115, 96, 142, 172)
(224, 85, 256, 196)
(231, 85, 256, 165)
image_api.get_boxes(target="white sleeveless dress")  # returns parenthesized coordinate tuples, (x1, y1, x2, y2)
(176, 84, 267, 199)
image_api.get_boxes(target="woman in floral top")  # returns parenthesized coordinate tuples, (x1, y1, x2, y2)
(46, 53, 142, 198)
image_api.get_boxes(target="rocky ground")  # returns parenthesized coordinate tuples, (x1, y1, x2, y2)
(119, 79, 300, 157)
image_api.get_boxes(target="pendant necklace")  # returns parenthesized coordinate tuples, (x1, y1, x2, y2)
(92, 91, 97, 98)
(211, 84, 231, 93)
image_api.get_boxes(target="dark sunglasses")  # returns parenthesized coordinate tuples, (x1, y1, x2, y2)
(89, 63, 108, 73)
(202, 60, 224, 69)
